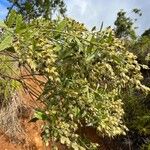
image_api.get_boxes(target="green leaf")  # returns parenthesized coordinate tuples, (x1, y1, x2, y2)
(6, 10, 17, 27)
(85, 52, 95, 63)
(56, 20, 67, 32)
(0, 21, 7, 28)
(91, 26, 96, 31)
(54, 20, 67, 38)
(0, 34, 13, 51)
(16, 14, 23, 32)
(72, 106, 80, 116)
(75, 37, 83, 52)
(34, 110, 48, 120)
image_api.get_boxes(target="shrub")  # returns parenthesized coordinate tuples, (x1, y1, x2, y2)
(0, 11, 149, 149)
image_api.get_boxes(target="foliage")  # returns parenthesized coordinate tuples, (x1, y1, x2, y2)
(122, 87, 150, 133)
(0, 56, 20, 107)
(114, 9, 141, 39)
(0, 21, 21, 105)
(142, 28, 150, 37)
(0, 11, 149, 149)
(132, 35, 150, 65)
(7, 0, 66, 21)
(119, 26, 150, 149)
(141, 141, 150, 150)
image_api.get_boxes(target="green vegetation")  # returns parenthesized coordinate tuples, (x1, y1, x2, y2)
(114, 9, 142, 39)
(0, 2, 150, 150)
(7, 0, 66, 21)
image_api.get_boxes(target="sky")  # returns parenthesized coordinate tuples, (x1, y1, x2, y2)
(0, 0, 150, 35)
(0, 0, 9, 20)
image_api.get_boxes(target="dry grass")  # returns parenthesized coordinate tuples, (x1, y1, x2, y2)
(0, 91, 25, 140)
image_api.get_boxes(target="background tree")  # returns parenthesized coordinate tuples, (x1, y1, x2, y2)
(142, 28, 150, 37)
(7, 0, 66, 21)
(114, 9, 141, 39)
